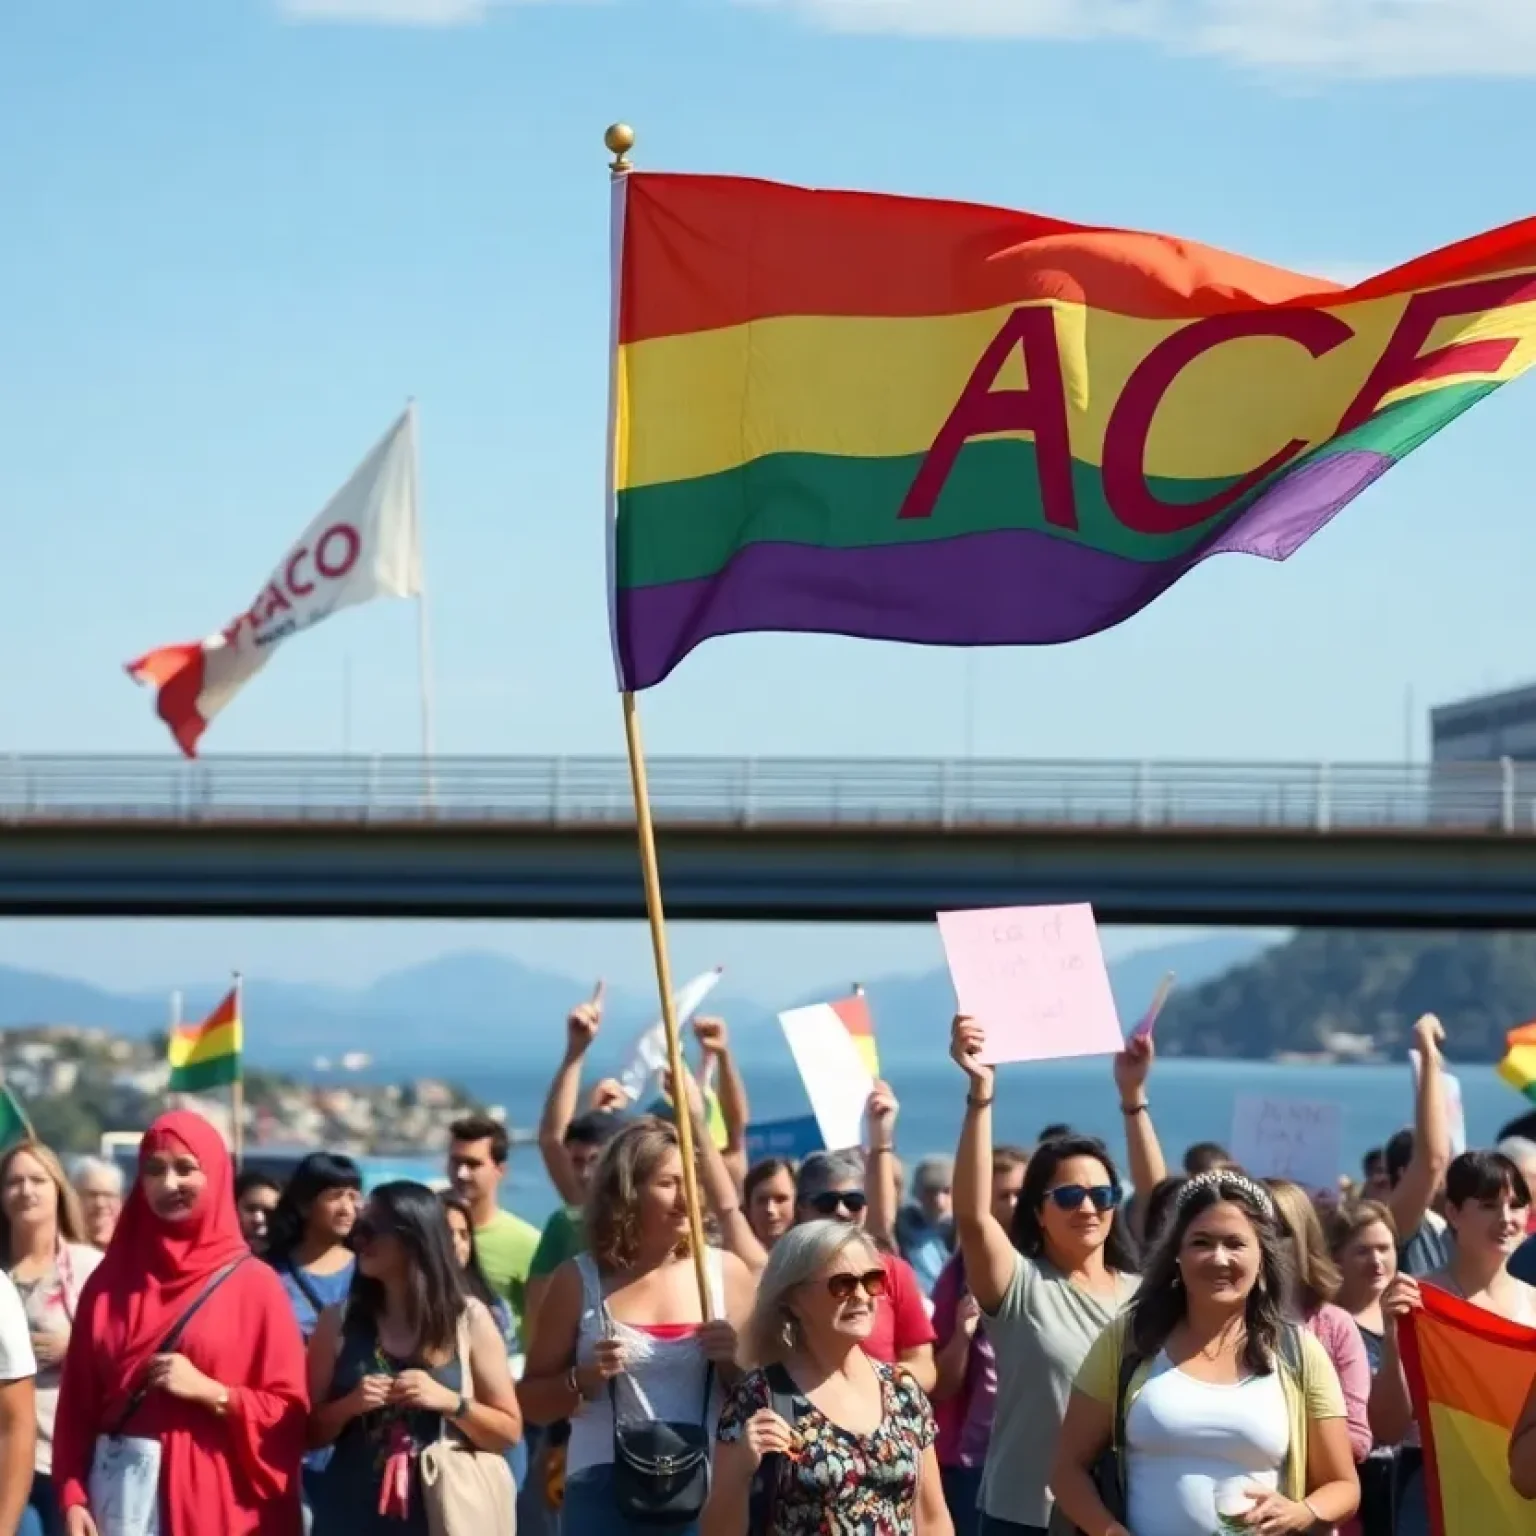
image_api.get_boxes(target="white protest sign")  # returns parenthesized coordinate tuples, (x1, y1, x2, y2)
(1410, 1049, 1467, 1156)
(779, 1002, 876, 1152)
(1229, 1094, 1343, 1196)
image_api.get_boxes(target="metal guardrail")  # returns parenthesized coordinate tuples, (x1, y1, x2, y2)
(2, 754, 1536, 833)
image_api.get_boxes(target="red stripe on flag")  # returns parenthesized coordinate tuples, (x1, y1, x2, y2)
(830, 995, 874, 1038)
(173, 987, 240, 1045)
(125, 643, 209, 758)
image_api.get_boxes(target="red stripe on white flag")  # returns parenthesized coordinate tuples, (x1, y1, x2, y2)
(125, 642, 211, 758)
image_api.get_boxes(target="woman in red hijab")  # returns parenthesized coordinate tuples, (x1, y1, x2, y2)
(53, 1111, 308, 1536)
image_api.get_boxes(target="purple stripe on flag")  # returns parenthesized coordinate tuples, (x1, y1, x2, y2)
(617, 448, 1393, 690)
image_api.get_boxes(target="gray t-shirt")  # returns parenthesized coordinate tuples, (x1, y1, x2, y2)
(979, 1251, 1138, 1528)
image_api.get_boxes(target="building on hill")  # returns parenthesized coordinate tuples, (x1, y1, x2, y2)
(1431, 682, 1536, 763)
(1428, 683, 1536, 829)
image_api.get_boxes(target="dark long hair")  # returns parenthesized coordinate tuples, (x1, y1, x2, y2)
(1130, 1171, 1293, 1377)
(1010, 1135, 1139, 1274)
(347, 1180, 465, 1357)
(263, 1151, 361, 1265)
(436, 1188, 503, 1317)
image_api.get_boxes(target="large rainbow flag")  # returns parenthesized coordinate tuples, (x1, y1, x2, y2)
(1400, 1286, 1536, 1534)
(1499, 1022, 1536, 1105)
(167, 988, 243, 1093)
(606, 173, 1536, 690)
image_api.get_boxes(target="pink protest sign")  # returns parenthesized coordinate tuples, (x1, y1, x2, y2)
(937, 903, 1124, 1065)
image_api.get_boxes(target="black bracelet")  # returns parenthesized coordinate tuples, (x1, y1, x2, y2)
(1121, 1101, 1149, 1116)
(966, 1093, 994, 1109)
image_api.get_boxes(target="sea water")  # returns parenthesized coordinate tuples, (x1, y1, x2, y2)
(381, 1056, 1524, 1225)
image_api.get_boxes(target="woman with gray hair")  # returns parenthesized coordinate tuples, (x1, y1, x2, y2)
(704, 1220, 952, 1536)
(794, 1151, 937, 1392)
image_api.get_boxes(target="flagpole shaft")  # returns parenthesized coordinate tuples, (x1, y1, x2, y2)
(621, 688, 712, 1316)
(408, 399, 437, 806)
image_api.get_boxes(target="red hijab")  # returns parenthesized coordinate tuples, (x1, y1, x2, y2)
(93, 1109, 252, 1389)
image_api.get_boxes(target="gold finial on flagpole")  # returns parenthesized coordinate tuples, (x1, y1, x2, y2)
(605, 122, 635, 172)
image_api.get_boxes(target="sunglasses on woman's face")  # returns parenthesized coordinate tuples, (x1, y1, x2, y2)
(810, 1189, 867, 1217)
(1046, 1183, 1119, 1214)
(825, 1268, 888, 1302)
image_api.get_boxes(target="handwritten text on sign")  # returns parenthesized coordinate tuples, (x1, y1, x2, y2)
(1229, 1095, 1343, 1195)
(936, 903, 1123, 1065)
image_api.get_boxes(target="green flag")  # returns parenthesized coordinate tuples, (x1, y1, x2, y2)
(0, 1086, 31, 1149)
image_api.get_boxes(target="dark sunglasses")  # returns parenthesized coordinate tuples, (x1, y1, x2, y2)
(810, 1189, 868, 1217)
(1046, 1183, 1119, 1213)
(826, 1268, 888, 1302)
(348, 1215, 396, 1248)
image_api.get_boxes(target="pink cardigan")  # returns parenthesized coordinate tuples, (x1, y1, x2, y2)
(1307, 1301, 1374, 1463)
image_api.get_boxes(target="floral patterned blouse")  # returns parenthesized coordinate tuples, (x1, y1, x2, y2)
(717, 1361, 937, 1535)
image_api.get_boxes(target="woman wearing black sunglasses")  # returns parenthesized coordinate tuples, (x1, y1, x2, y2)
(949, 1016, 1141, 1536)
(704, 1219, 953, 1536)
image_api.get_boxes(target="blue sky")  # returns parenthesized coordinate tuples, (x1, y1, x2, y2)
(0, 0, 1530, 1000)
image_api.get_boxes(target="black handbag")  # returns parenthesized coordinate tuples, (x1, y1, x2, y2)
(602, 1293, 716, 1531)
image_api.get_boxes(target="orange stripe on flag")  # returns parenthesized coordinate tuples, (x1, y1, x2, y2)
(175, 988, 240, 1045)
(1400, 1286, 1536, 1536)
(830, 995, 879, 1076)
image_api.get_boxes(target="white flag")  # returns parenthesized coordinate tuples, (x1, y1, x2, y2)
(618, 967, 724, 1103)
(127, 408, 421, 756)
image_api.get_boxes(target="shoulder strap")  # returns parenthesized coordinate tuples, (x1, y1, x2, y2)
(1111, 1328, 1140, 1451)
(1278, 1321, 1305, 1379)
(752, 1365, 802, 1536)
(109, 1255, 249, 1438)
(284, 1258, 328, 1319)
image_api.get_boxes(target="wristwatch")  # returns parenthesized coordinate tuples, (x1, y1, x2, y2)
(452, 1394, 470, 1420)
(213, 1388, 231, 1417)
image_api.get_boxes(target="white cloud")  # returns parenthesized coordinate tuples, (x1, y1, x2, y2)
(743, 0, 1536, 78)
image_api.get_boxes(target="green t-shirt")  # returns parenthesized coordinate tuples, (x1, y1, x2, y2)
(530, 1206, 585, 1279)
(474, 1209, 540, 1342)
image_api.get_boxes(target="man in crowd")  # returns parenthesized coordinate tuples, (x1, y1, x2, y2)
(446, 1113, 540, 1343)
(895, 1154, 956, 1296)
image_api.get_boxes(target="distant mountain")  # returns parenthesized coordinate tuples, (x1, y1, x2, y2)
(0, 931, 1276, 1075)
(1158, 929, 1536, 1061)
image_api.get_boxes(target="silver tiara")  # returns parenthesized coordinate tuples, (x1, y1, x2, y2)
(1174, 1169, 1275, 1218)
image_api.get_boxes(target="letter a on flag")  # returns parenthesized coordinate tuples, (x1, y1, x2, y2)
(126, 407, 422, 756)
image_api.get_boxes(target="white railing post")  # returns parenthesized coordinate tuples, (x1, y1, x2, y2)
(1316, 762, 1332, 832)
(552, 757, 566, 823)
(741, 758, 756, 826)
(940, 759, 955, 828)
(1502, 755, 1515, 832)
(368, 755, 381, 819)
(1134, 760, 1150, 827)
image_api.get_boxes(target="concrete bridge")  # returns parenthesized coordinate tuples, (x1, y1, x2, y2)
(0, 753, 1532, 925)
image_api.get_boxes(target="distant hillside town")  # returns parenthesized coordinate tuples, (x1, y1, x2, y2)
(0, 1022, 495, 1156)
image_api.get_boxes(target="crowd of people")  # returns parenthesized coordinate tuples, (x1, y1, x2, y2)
(0, 999, 1534, 1535)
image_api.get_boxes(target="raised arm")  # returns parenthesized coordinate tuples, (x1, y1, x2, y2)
(538, 985, 604, 1207)
(683, 1069, 768, 1274)
(1387, 1015, 1452, 1247)
(865, 1081, 901, 1251)
(694, 1017, 751, 1187)
(949, 1016, 1016, 1315)
(1112, 1037, 1167, 1245)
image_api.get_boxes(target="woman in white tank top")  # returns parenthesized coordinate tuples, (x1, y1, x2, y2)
(519, 1117, 756, 1536)
(1371, 1149, 1536, 1535)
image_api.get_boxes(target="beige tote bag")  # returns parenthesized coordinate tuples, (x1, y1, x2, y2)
(419, 1307, 517, 1536)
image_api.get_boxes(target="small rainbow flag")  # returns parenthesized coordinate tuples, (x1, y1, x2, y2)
(1400, 1286, 1536, 1534)
(167, 988, 243, 1093)
(1499, 1022, 1536, 1105)
(608, 173, 1536, 691)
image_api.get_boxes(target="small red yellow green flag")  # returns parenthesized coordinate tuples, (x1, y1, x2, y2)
(167, 988, 242, 1093)
(1401, 1285, 1536, 1535)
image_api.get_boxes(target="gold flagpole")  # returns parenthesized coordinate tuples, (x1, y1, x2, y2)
(607, 122, 712, 1316)
(231, 971, 245, 1170)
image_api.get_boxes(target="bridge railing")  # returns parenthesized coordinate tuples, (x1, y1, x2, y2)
(2, 754, 1536, 832)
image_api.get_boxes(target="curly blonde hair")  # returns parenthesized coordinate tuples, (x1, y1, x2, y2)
(584, 1117, 694, 1273)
